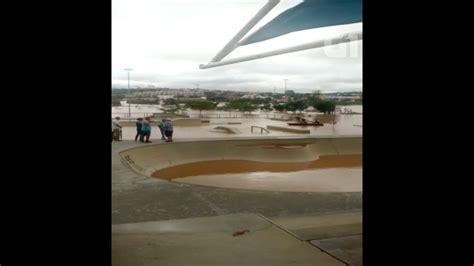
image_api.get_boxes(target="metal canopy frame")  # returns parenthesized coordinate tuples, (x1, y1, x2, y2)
(199, 0, 362, 69)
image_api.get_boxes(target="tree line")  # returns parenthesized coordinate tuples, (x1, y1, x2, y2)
(163, 97, 337, 116)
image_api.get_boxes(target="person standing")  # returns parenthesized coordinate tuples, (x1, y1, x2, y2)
(112, 117, 122, 141)
(135, 118, 143, 141)
(140, 117, 152, 143)
(163, 118, 174, 142)
(111, 118, 114, 142)
(158, 119, 166, 140)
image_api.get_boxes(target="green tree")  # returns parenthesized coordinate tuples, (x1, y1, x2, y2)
(163, 105, 178, 114)
(315, 100, 336, 114)
(238, 102, 257, 115)
(307, 96, 323, 108)
(222, 101, 239, 116)
(224, 99, 258, 115)
(163, 98, 178, 105)
(285, 100, 307, 114)
(260, 103, 273, 112)
(187, 100, 216, 117)
(273, 104, 286, 112)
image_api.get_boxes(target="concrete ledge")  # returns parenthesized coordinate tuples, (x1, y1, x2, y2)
(172, 118, 202, 126)
(272, 211, 362, 240)
(269, 117, 291, 121)
(315, 114, 337, 124)
(266, 125, 310, 134)
(292, 223, 361, 240)
(211, 126, 241, 134)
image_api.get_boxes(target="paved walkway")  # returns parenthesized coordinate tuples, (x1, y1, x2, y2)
(112, 213, 347, 266)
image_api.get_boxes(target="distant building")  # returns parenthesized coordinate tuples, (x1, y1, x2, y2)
(279, 96, 289, 103)
(241, 94, 256, 99)
(324, 95, 361, 101)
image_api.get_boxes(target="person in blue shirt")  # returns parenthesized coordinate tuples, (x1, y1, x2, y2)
(140, 117, 152, 143)
(158, 119, 166, 140)
(163, 118, 174, 142)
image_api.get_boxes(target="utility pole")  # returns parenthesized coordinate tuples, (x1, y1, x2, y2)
(124, 68, 133, 118)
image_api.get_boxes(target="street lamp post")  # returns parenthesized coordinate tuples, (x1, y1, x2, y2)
(124, 68, 133, 118)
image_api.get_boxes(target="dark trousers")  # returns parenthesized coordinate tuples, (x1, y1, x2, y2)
(135, 130, 142, 141)
(141, 131, 150, 142)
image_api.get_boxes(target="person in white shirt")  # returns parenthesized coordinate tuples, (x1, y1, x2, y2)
(112, 117, 122, 141)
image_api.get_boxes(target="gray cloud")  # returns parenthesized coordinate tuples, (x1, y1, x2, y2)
(112, 0, 362, 93)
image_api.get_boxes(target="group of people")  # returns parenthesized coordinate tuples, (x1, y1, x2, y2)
(111, 116, 174, 143)
(134, 117, 174, 143)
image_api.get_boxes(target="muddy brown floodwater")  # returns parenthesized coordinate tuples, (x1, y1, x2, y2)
(152, 154, 362, 180)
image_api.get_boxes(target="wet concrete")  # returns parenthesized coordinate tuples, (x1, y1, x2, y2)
(112, 213, 346, 266)
(274, 211, 362, 265)
(311, 235, 363, 266)
(272, 211, 362, 241)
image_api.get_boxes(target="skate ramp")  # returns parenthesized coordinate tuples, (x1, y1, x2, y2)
(210, 126, 241, 134)
(120, 136, 362, 192)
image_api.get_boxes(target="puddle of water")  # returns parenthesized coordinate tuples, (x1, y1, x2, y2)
(151, 155, 362, 180)
(174, 167, 362, 192)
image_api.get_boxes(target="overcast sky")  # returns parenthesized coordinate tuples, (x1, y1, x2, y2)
(112, 0, 362, 93)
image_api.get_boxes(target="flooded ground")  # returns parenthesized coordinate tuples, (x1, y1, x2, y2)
(112, 104, 362, 140)
(152, 155, 362, 192)
(118, 114, 362, 140)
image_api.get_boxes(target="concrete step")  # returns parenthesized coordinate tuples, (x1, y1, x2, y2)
(271, 210, 362, 240)
(271, 211, 362, 265)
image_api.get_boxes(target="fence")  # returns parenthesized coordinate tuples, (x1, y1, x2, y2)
(111, 112, 155, 121)
(251, 126, 270, 134)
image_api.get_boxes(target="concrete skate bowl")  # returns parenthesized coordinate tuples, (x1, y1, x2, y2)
(119, 136, 362, 192)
